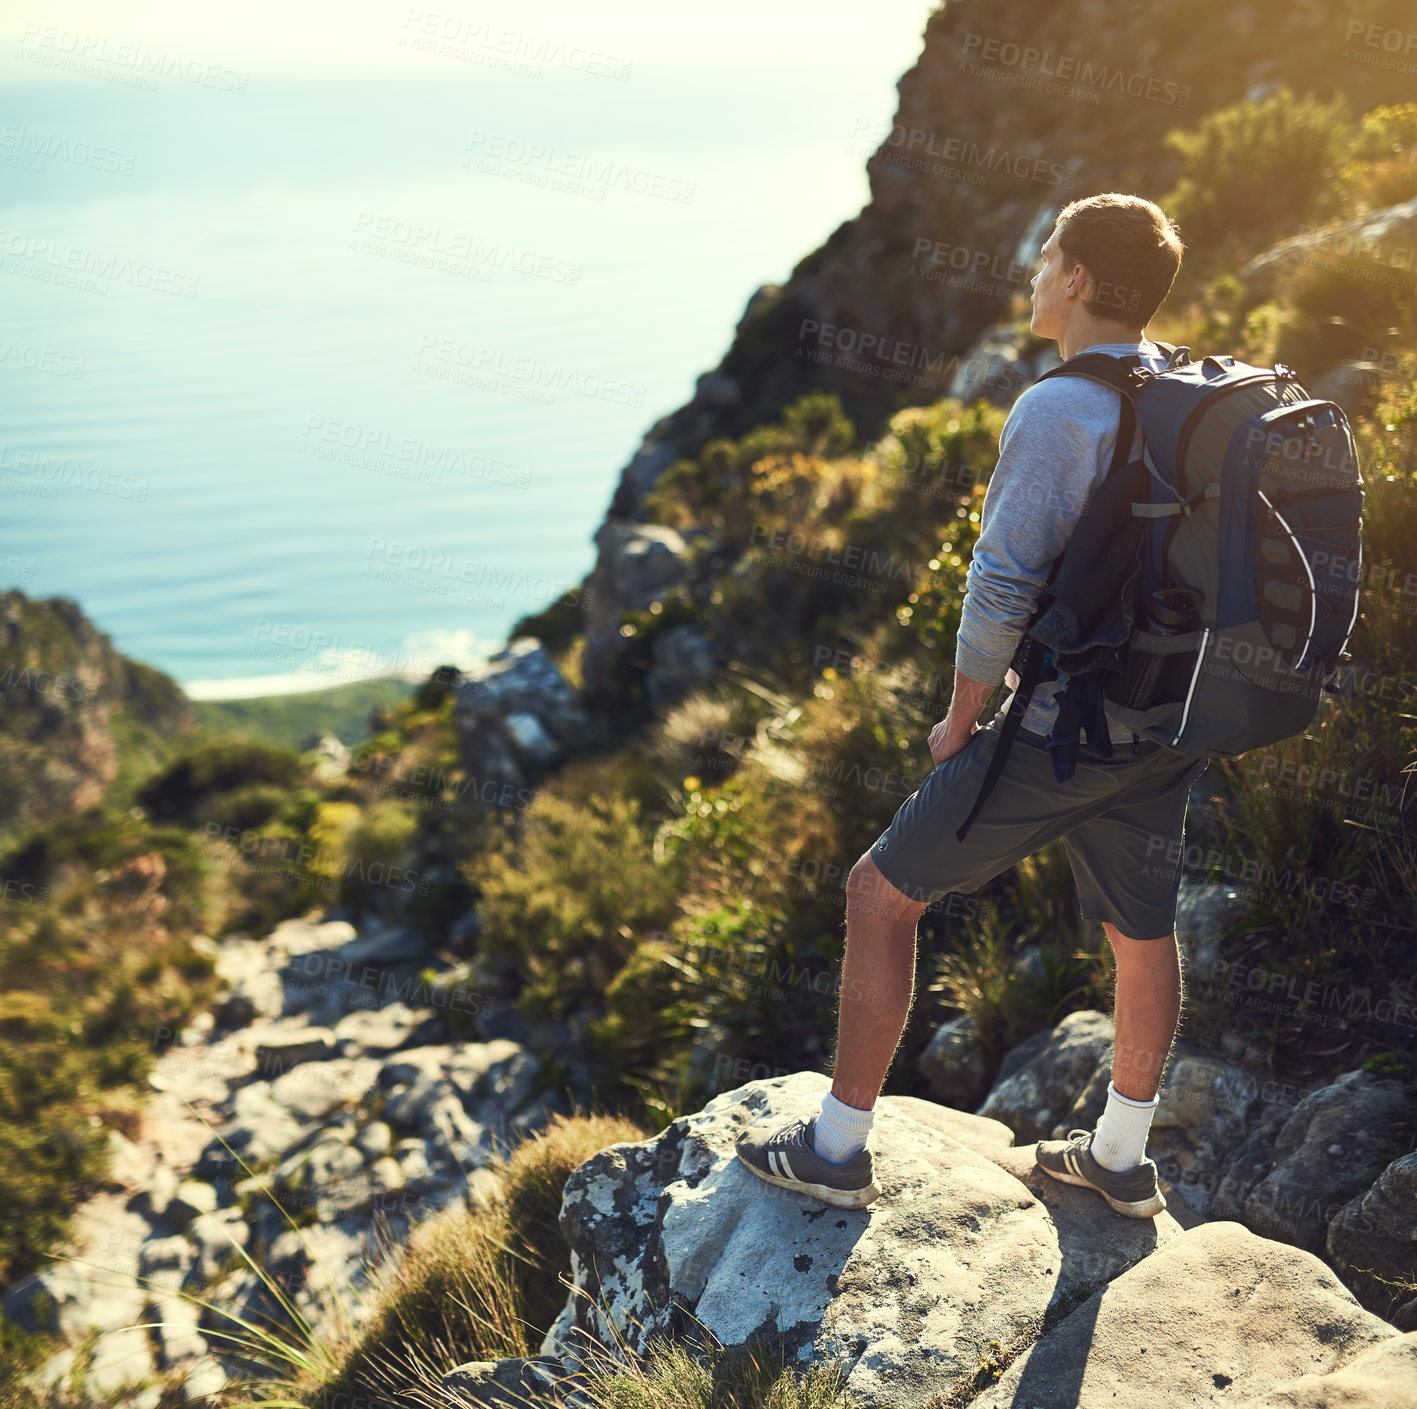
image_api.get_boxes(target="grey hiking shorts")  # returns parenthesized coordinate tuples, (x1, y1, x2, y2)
(868, 707, 1209, 941)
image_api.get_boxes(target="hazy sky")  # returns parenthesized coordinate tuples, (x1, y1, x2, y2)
(1, 0, 941, 77)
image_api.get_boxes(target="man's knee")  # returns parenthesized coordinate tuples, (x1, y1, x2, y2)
(847, 853, 925, 923)
(1104, 921, 1179, 962)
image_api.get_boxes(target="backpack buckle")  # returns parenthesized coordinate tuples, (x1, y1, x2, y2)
(1274, 362, 1299, 380)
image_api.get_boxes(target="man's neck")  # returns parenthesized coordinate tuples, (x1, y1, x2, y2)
(1058, 322, 1148, 360)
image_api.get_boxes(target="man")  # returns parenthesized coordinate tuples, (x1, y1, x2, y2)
(736, 193, 1203, 1218)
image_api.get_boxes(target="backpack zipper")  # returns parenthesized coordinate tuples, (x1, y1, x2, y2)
(1170, 371, 1278, 497)
(1159, 373, 1299, 581)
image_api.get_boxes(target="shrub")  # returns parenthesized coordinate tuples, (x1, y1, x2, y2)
(1338, 102, 1417, 211)
(465, 758, 684, 1020)
(1164, 88, 1355, 274)
(137, 738, 307, 824)
(576, 1335, 862, 1409)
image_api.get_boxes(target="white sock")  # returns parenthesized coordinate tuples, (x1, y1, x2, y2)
(813, 1090, 876, 1164)
(1091, 1081, 1159, 1172)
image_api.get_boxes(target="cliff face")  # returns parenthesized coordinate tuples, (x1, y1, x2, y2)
(0, 590, 192, 843)
(584, 0, 1417, 694)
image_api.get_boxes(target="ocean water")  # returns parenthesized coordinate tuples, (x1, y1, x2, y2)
(0, 23, 931, 697)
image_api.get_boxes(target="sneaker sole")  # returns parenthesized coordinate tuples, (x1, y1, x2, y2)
(1038, 1162, 1167, 1219)
(737, 1153, 881, 1209)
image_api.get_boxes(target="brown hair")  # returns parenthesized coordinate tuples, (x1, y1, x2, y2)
(1054, 193, 1184, 326)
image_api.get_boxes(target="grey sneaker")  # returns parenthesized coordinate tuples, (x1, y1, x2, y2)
(1035, 1128, 1167, 1219)
(1037, 1128, 1167, 1213)
(735, 1115, 881, 1209)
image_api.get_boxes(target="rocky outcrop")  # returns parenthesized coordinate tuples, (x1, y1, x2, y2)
(4, 910, 566, 1407)
(0, 589, 192, 846)
(540, 1070, 1181, 1407)
(451, 638, 587, 794)
(594, 0, 1412, 533)
(1210, 1070, 1410, 1255)
(1328, 1153, 1417, 1330)
(517, 1071, 1412, 1409)
(580, 522, 703, 698)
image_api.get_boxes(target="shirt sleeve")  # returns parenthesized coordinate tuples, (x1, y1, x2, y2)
(954, 379, 1117, 686)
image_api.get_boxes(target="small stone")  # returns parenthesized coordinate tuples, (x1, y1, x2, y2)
(253, 1028, 338, 1075)
(167, 1178, 219, 1227)
(355, 1121, 394, 1159)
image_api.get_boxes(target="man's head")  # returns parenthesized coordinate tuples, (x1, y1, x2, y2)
(1030, 193, 1184, 353)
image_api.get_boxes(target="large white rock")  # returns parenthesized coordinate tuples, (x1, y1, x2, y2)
(972, 1222, 1404, 1409)
(1241, 1331, 1417, 1408)
(542, 1072, 1177, 1408)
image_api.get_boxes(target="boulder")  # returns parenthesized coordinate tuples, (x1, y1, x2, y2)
(502, 711, 559, 768)
(268, 1055, 383, 1123)
(1211, 1109, 1291, 1225)
(918, 1013, 993, 1111)
(543, 1071, 1176, 1408)
(971, 1222, 1403, 1409)
(187, 1209, 251, 1286)
(452, 638, 587, 791)
(1241, 196, 1417, 295)
(881, 1092, 1013, 1156)
(1144, 1055, 1261, 1212)
(443, 1355, 582, 1409)
(87, 1324, 157, 1397)
(1240, 1070, 1409, 1253)
(1174, 879, 1241, 982)
(977, 1010, 1114, 1143)
(149, 1296, 208, 1366)
(1243, 1332, 1417, 1408)
(213, 961, 284, 1029)
(128, 1166, 180, 1222)
(183, 1358, 228, 1403)
(1328, 1151, 1417, 1322)
(137, 1234, 193, 1290)
(944, 321, 1044, 407)
(581, 521, 696, 694)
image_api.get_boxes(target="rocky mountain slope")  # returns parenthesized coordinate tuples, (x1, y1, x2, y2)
(0, 590, 192, 845)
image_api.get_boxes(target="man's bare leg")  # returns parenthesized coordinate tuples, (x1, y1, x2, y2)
(1076, 921, 1183, 1175)
(1103, 921, 1182, 1101)
(828, 854, 930, 1111)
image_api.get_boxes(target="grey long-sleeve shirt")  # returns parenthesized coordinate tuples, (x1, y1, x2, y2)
(954, 339, 1170, 739)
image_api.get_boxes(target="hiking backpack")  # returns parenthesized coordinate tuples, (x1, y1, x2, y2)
(956, 342, 1365, 842)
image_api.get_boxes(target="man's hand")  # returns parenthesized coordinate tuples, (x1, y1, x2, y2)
(929, 671, 997, 766)
(928, 715, 977, 766)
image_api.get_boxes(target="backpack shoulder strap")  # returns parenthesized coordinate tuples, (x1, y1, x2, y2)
(1035, 354, 1141, 476)
(955, 637, 1049, 843)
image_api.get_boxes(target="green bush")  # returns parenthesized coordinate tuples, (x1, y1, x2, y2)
(137, 738, 307, 824)
(1164, 88, 1355, 274)
(465, 758, 684, 1020)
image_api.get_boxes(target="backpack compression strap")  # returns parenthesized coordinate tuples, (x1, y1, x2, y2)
(953, 355, 1142, 844)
